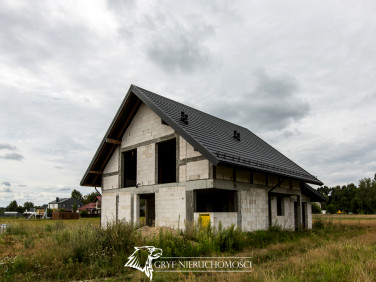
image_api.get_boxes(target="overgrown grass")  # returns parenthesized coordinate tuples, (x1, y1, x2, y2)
(0, 218, 370, 281)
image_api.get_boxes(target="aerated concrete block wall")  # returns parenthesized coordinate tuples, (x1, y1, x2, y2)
(155, 187, 186, 229)
(103, 147, 119, 174)
(121, 104, 175, 148)
(302, 194, 312, 229)
(137, 144, 155, 185)
(270, 195, 295, 230)
(101, 191, 116, 227)
(240, 188, 268, 231)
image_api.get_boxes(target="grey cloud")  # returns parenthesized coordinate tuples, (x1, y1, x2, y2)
(0, 144, 16, 150)
(0, 3, 100, 74)
(18, 184, 27, 187)
(1, 181, 11, 186)
(204, 70, 309, 131)
(107, 0, 135, 12)
(146, 27, 214, 73)
(141, 10, 215, 73)
(0, 152, 24, 161)
(1, 187, 12, 193)
(59, 187, 71, 191)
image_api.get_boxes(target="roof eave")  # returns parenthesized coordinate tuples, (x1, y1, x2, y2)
(80, 87, 136, 187)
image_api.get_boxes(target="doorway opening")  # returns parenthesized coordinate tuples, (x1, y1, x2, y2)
(139, 193, 155, 227)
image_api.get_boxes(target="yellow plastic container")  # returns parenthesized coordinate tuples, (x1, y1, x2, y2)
(199, 213, 210, 228)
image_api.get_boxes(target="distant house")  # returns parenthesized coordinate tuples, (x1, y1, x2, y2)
(48, 197, 83, 211)
(78, 196, 101, 214)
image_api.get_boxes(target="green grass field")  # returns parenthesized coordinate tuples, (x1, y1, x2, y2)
(1, 215, 375, 281)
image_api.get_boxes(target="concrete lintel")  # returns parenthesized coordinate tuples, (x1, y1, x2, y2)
(178, 155, 206, 165)
(213, 179, 268, 191)
(121, 133, 176, 152)
(103, 171, 119, 177)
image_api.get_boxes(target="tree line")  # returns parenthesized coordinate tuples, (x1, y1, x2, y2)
(317, 173, 376, 214)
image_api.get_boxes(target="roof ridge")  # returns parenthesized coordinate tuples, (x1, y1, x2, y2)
(134, 85, 250, 131)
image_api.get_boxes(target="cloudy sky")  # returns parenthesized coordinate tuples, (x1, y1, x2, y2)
(1, 0, 376, 207)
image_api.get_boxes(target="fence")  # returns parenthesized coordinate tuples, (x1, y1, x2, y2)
(52, 211, 79, 220)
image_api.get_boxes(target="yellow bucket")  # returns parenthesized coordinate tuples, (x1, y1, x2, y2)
(199, 213, 210, 228)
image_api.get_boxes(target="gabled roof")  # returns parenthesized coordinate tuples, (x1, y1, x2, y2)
(81, 85, 323, 187)
(48, 198, 68, 204)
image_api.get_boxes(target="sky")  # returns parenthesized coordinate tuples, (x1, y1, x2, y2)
(1, 0, 376, 207)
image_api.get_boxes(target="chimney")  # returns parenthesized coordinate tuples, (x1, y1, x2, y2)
(233, 130, 240, 141)
(180, 111, 188, 124)
(56, 197, 59, 203)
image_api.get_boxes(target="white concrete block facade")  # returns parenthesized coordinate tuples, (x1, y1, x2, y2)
(241, 188, 268, 231)
(155, 187, 186, 229)
(100, 102, 314, 231)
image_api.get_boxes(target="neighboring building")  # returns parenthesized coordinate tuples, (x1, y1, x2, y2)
(81, 85, 326, 230)
(78, 196, 101, 214)
(48, 197, 83, 211)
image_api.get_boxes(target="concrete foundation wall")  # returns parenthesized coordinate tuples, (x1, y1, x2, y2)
(194, 212, 238, 229)
(155, 186, 186, 229)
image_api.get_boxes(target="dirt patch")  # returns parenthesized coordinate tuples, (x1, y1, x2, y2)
(136, 225, 178, 239)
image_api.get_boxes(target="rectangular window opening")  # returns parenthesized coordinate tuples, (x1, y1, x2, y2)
(157, 138, 176, 184)
(123, 149, 137, 187)
(277, 196, 284, 216)
(195, 189, 237, 212)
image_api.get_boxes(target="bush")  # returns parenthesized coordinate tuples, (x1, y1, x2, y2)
(80, 210, 88, 216)
(312, 202, 322, 214)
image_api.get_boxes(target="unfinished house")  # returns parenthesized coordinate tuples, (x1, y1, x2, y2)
(81, 85, 325, 230)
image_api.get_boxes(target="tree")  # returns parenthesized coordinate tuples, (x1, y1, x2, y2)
(83, 191, 100, 204)
(71, 189, 83, 202)
(73, 203, 77, 213)
(23, 202, 34, 209)
(16, 206, 25, 213)
(327, 204, 336, 214)
(6, 200, 18, 211)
